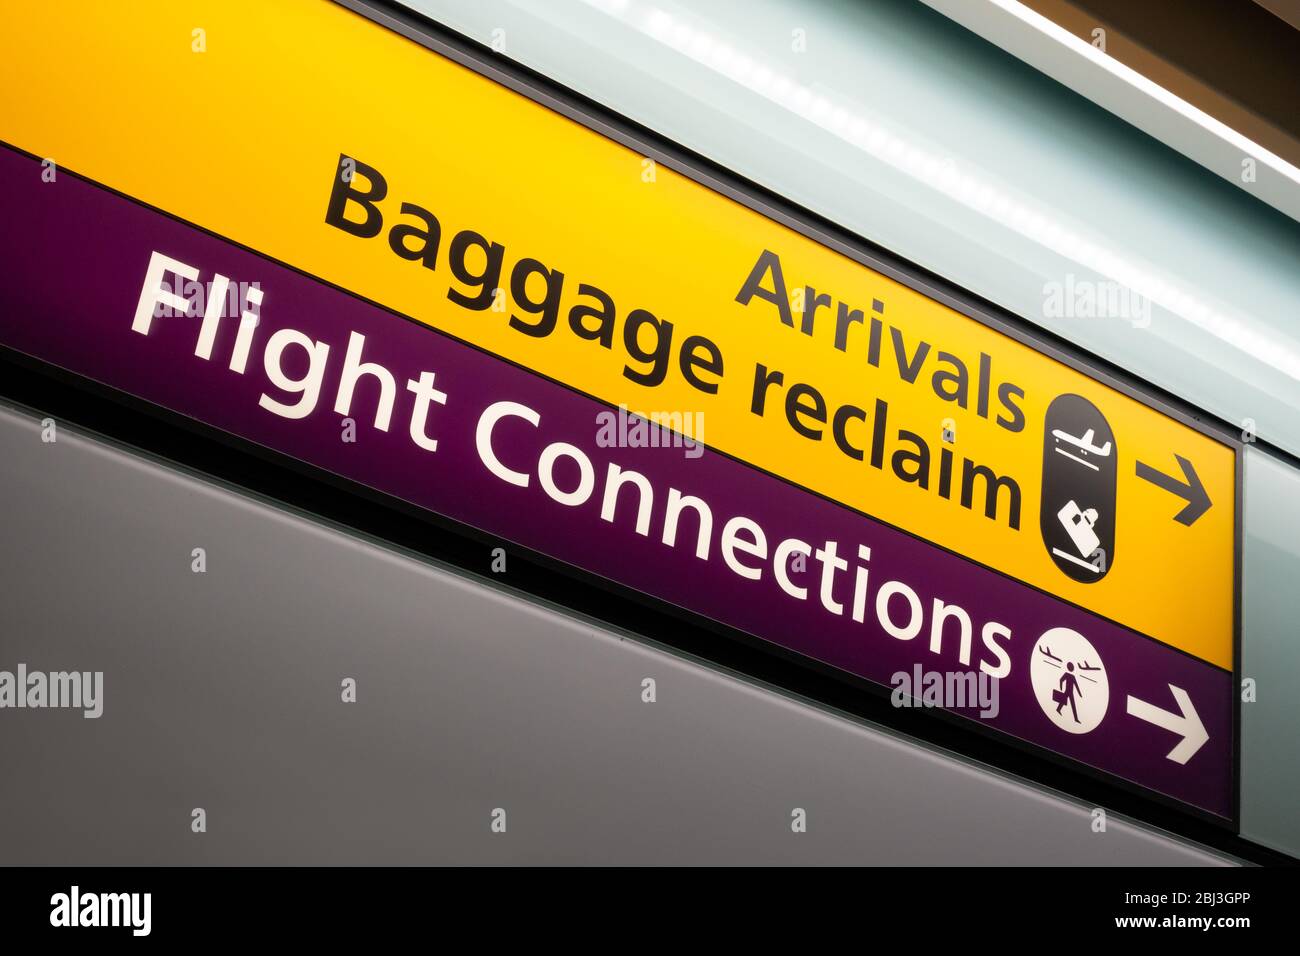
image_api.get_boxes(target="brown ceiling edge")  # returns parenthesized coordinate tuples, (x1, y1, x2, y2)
(1015, 0, 1300, 175)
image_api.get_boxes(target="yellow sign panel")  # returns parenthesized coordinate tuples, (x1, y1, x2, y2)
(0, 0, 1235, 666)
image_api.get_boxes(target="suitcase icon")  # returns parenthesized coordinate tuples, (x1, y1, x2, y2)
(1057, 500, 1101, 559)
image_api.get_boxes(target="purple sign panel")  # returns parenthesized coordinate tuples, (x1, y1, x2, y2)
(0, 147, 1233, 818)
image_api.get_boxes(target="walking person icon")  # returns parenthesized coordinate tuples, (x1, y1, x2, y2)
(1054, 662, 1082, 724)
(1031, 627, 1109, 734)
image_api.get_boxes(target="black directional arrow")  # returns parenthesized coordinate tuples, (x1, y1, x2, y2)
(1135, 455, 1211, 526)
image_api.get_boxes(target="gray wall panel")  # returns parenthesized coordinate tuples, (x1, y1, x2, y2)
(0, 403, 1231, 864)
(1241, 448, 1300, 859)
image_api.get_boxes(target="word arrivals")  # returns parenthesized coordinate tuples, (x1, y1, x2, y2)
(50, 886, 151, 936)
(0, 664, 102, 718)
(735, 250, 1027, 432)
(891, 663, 1000, 719)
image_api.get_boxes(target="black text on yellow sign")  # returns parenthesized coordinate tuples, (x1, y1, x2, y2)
(0, 0, 1237, 667)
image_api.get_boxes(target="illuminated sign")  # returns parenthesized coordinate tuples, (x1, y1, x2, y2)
(0, 147, 1234, 817)
(0, 0, 1237, 668)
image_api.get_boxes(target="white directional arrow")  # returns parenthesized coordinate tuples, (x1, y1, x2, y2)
(1126, 685, 1209, 765)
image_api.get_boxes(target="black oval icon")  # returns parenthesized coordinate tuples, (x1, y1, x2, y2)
(1041, 394, 1117, 582)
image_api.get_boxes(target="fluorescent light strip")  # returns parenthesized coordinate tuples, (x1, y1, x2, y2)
(986, 0, 1300, 189)
(575, 0, 1300, 383)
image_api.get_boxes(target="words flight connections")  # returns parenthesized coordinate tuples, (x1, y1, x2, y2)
(132, 248, 1030, 681)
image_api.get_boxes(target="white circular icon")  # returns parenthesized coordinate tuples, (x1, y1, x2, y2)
(1030, 627, 1109, 734)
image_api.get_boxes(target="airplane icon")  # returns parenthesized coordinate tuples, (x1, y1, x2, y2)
(1051, 427, 1113, 471)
